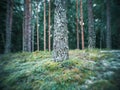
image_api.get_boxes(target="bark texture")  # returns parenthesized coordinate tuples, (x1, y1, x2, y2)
(53, 0, 69, 61)
(106, 0, 111, 49)
(5, 0, 13, 54)
(23, 0, 32, 52)
(88, 0, 96, 48)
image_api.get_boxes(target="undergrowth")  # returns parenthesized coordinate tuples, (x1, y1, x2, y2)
(0, 49, 119, 90)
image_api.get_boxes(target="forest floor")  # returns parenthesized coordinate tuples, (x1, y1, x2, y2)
(0, 49, 120, 90)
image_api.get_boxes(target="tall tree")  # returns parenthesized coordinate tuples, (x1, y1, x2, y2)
(76, 0, 79, 49)
(23, 0, 32, 52)
(88, 0, 96, 48)
(106, 0, 111, 49)
(48, 0, 51, 52)
(53, 0, 69, 61)
(80, 0, 84, 49)
(44, 0, 46, 51)
(36, 0, 39, 51)
(4, 0, 13, 53)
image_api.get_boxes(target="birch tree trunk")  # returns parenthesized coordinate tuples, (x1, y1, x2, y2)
(88, 0, 96, 48)
(53, 0, 69, 61)
(5, 0, 13, 54)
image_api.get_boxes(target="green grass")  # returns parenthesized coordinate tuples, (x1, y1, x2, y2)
(0, 49, 119, 90)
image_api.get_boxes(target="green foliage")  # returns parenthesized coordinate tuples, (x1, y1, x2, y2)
(88, 80, 119, 90)
(0, 50, 119, 90)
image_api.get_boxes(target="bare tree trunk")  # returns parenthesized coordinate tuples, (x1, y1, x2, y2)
(80, 0, 84, 49)
(53, 0, 69, 61)
(22, 16, 25, 51)
(44, 0, 46, 51)
(87, 0, 96, 48)
(32, 23, 35, 52)
(36, 0, 39, 51)
(106, 0, 111, 49)
(76, 0, 79, 49)
(48, 0, 51, 52)
(23, 0, 32, 52)
(5, 0, 13, 54)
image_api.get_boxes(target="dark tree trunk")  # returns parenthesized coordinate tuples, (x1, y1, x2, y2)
(5, 0, 13, 54)
(23, 0, 32, 52)
(76, 0, 79, 49)
(53, 0, 69, 61)
(87, 0, 96, 48)
(48, 0, 51, 52)
(106, 0, 111, 49)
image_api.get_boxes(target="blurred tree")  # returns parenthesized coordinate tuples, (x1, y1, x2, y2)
(88, 0, 96, 48)
(48, 0, 51, 52)
(106, 0, 111, 49)
(4, 0, 13, 54)
(36, 0, 40, 51)
(80, 0, 84, 49)
(76, 0, 79, 49)
(23, 0, 32, 52)
(44, 0, 46, 51)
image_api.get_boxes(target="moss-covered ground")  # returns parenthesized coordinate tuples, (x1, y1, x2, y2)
(0, 49, 120, 90)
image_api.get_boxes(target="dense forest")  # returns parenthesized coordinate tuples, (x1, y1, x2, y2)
(0, 0, 120, 90)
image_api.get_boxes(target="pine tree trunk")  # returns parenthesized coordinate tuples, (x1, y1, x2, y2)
(53, 0, 69, 61)
(23, 0, 32, 52)
(76, 0, 79, 49)
(32, 24, 35, 52)
(36, 0, 39, 51)
(48, 0, 51, 52)
(106, 0, 111, 49)
(5, 0, 13, 54)
(80, 0, 84, 49)
(44, 0, 46, 51)
(88, 0, 96, 48)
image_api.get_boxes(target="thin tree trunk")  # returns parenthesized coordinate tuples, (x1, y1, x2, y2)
(32, 24, 35, 51)
(5, 0, 13, 54)
(22, 17, 25, 51)
(106, 0, 111, 49)
(44, 0, 46, 51)
(36, 0, 39, 51)
(87, 0, 96, 48)
(48, 0, 51, 52)
(24, 0, 27, 51)
(28, 0, 32, 52)
(53, 0, 69, 61)
(76, 0, 79, 49)
(80, 0, 84, 49)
